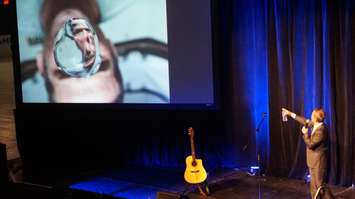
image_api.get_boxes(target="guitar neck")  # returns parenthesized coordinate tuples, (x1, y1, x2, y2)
(190, 136, 196, 161)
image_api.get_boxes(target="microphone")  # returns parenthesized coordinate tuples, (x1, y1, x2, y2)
(256, 112, 267, 132)
(305, 120, 314, 128)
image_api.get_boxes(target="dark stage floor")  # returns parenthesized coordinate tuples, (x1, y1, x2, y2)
(66, 167, 355, 199)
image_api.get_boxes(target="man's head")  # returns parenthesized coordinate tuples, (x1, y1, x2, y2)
(311, 108, 325, 124)
(37, 0, 123, 103)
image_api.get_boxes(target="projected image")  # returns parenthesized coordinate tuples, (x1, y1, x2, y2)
(17, 0, 169, 103)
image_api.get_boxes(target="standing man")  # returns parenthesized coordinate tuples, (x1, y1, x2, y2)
(282, 108, 334, 199)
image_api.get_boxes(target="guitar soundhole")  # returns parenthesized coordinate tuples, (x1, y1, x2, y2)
(192, 161, 197, 167)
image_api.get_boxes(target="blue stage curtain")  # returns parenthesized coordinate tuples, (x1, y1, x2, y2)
(223, 0, 354, 185)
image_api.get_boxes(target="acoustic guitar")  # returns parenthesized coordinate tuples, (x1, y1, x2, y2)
(184, 127, 207, 184)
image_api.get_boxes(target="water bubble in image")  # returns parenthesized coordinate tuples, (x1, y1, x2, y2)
(54, 18, 101, 77)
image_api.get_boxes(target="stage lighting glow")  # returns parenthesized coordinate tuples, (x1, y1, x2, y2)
(305, 174, 311, 183)
(249, 166, 260, 176)
(4, 0, 9, 6)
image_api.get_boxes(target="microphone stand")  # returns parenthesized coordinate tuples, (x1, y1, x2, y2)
(255, 113, 267, 176)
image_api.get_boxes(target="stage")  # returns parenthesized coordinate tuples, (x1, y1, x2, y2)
(65, 167, 354, 199)
(2, 1, 354, 199)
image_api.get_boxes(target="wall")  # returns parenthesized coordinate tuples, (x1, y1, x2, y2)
(0, 35, 18, 160)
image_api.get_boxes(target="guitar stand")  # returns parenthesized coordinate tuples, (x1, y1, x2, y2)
(196, 182, 210, 197)
(180, 181, 210, 198)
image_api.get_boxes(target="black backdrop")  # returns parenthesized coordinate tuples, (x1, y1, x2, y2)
(15, 108, 224, 185)
(13, 0, 355, 187)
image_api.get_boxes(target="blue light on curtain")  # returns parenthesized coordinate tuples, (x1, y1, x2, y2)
(232, 0, 270, 168)
(230, 0, 354, 184)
